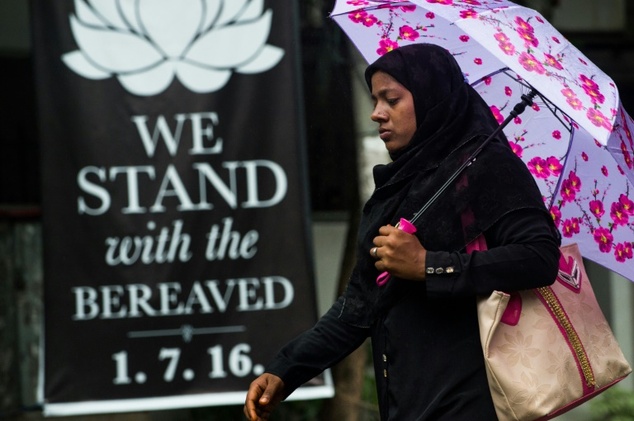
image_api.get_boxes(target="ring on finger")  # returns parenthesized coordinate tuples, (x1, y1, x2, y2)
(372, 247, 378, 258)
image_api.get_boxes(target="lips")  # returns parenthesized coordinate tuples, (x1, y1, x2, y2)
(379, 128, 391, 141)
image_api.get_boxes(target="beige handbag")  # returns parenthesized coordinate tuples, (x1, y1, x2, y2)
(475, 242, 632, 421)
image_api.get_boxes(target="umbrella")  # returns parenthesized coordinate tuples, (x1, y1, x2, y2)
(330, 0, 634, 283)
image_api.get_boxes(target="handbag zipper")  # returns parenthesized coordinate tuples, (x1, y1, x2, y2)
(535, 286, 596, 389)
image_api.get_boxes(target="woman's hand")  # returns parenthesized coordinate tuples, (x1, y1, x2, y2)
(372, 224, 427, 281)
(244, 373, 285, 420)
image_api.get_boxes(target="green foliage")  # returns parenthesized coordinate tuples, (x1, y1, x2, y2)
(190, 399, 324, 421)
(361, 367, 378, 407)
(190, 405, 244, 421)
(589, 387, 634, 421)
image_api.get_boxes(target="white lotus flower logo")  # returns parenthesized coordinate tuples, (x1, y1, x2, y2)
(62, 0, 285, 96)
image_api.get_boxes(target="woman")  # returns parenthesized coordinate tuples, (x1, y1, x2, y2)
(244, 44, 561, 420)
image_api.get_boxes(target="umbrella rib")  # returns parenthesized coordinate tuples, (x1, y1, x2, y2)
(537, 93, 573, 134)
(498, 70, 573, 133)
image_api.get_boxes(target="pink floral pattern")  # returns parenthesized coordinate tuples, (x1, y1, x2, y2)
(333, 0, 618, 139)
(478, 70, 634, 275)
(332, 0, 634, 280)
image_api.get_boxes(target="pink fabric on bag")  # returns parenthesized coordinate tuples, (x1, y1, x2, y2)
(557, 252, 583, 293)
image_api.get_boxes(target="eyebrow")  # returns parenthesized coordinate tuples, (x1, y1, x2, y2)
(371, 87, 398, 100)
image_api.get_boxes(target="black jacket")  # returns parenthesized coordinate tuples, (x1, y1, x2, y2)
(267, 207, 560, 420)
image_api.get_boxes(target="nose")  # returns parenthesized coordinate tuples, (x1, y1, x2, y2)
(371, 105, 386, 122)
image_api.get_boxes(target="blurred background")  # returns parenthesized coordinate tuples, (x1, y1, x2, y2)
(1, 0, 634, 420)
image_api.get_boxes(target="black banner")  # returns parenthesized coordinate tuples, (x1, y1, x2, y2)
(32, 0, 330, 415)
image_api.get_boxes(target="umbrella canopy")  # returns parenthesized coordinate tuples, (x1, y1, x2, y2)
(331, 0, 634, 282)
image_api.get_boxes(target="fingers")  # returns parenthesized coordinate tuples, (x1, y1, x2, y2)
(244, 384, 261, 420)
(377, 224, 396, 236)
(373, 224, 405, 250)
(372, 224, 427, 281)
(244, 374, 284, 421)
(372, 225, 397, 260)
(244, 378, 267, 421)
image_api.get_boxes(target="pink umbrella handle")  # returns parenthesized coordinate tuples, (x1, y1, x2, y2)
(376, 218, 418, 286)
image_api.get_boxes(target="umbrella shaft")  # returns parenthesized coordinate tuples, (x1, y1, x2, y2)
(410, 89, 537, 225)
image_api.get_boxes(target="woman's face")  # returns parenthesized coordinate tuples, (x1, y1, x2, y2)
(370, 71, 417, 156)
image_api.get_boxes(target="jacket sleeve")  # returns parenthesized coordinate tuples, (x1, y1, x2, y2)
(265, 296, 370, 397)
(424, 208, 561, 297)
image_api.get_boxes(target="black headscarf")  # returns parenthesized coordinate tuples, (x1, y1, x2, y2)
(365, 42, 488, 161)
(340, 44, 551, 326)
